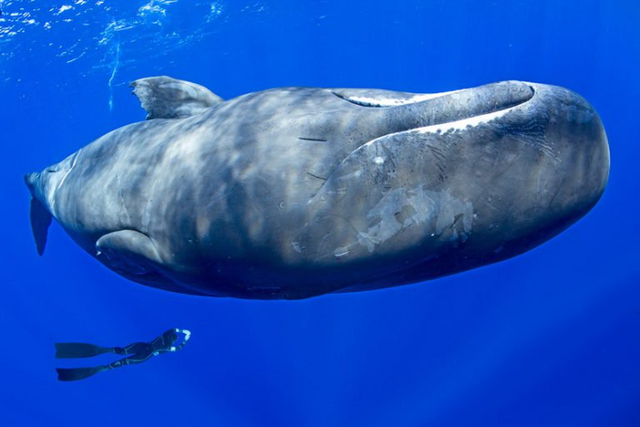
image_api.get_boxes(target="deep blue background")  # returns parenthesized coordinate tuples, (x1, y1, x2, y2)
(1, 1, 639, 426)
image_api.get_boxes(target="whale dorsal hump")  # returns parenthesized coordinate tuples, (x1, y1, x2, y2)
(130, 76, 224, 120)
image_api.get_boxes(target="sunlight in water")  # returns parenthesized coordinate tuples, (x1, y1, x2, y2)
(0, 0, 259, 98)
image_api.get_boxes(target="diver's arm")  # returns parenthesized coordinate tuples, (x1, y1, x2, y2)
(169, 328, 191, 351)
(150, 328, 192, 352)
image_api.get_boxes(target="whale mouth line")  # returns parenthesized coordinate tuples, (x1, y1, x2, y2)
(371, 84, 537, 141)
(308, 85, 537, 203)
(332, 83, 535, 112)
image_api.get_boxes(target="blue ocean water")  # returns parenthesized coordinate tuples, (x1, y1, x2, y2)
(1, 0, 638, 425)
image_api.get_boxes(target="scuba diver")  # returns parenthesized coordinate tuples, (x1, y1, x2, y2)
(55, 328, 191, 381)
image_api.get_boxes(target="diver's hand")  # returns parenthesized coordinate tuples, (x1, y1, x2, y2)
(169, 328, 191, 351)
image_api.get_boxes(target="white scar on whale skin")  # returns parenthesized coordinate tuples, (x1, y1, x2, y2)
(356, 107, 515, 155)
(341, 89, 464, 107)
(415, 108, 513, 134)
(56, 156, 77, 194)
(49, 153, 79, 211)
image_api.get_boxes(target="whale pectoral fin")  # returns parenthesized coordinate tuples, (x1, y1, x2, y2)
(130, 76, 224, 120)
(29, 196, 52, 256)
(96, 230, 164, 276)
(95, 230, 207, 296)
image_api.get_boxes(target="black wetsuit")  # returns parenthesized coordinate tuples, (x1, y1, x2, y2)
(55, 328, 191, 381)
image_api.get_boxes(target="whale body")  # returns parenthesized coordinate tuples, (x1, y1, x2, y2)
(25, 77, 610, 299)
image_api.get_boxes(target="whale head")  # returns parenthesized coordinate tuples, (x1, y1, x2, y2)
(250, 81, 611, 291)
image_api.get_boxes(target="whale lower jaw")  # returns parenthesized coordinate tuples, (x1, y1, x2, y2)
(351, 84, 536, 160)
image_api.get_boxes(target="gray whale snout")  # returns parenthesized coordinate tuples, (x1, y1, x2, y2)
(25, 77, 609, 299)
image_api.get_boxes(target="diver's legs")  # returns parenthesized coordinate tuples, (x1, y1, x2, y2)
(55, 341, 152, 358)
(118, 342, 151, 355)
(55, 355, 141, 381)
(56, 365, 108, 381)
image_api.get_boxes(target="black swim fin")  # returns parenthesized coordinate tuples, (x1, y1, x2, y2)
(55, 343, 113, 358)
(56, 366, 104, 382)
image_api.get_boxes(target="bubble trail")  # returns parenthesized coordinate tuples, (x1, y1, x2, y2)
(107, 32, 120, 112)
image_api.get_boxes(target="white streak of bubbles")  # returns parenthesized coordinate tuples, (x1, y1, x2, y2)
(106, 19, 121, 112)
